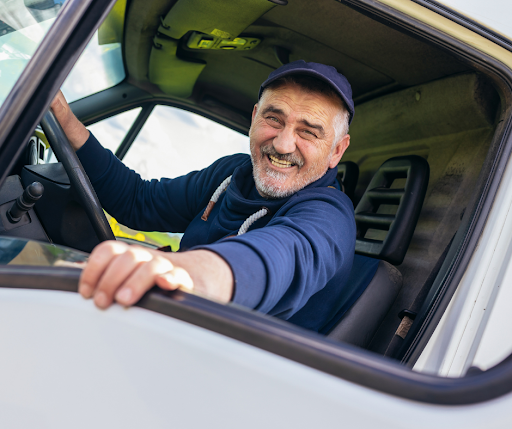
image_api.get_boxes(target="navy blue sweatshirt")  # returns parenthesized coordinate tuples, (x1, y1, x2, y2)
(77, 134, 359, 332)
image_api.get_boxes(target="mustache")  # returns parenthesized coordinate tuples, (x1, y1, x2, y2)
(260, 145, 304, 168)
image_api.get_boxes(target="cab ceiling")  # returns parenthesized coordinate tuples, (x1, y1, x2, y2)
(123, 0, 468, 118)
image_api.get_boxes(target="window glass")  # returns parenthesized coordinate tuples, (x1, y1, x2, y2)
(112, 105, 250, 249)
(123, 105, 250, 180)
(33, 108, 141, 166)
(60, 31, 125, 103)
(435, 0, 512, 41)
(0, 236, 87, 266)
(88, 108, 141, 154)
(60, 0, 126, 102)
(0, 0, 66, 108)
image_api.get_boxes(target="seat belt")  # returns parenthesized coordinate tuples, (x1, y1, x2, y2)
(383, 234, 455, 359)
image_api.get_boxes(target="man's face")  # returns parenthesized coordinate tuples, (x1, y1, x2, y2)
(249, 82, 350, 199)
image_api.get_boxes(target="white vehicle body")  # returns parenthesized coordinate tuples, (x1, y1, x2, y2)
(1, 287, 512, 429)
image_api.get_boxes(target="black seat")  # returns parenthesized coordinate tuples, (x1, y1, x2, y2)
(353, 155, 430, 265)
(327, 156, 429, 348)
(327, 255, 402, 347)
(337, 161, 359, 204)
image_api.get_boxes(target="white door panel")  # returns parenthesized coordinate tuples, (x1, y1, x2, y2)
(0, 288, 511, 428)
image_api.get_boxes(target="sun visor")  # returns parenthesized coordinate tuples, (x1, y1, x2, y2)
(149, 38, 206, 98)
(157, 0, 275, 40)
(148, 0, 275, 98)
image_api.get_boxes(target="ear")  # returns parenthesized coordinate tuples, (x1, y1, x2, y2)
(328, 134, 350, 169)
(251, 103, 259, 123)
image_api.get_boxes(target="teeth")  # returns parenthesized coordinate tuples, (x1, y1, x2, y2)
(269, 155, 293, 168)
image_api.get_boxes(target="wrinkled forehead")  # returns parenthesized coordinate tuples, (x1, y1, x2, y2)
(259, 83, 342, 125)
(260, 79, 345, 110)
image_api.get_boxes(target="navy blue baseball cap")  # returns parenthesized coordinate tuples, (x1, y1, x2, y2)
(258, 60, 354, 124)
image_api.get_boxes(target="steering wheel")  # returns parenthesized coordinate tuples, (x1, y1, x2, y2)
(40, 109, 116, 243)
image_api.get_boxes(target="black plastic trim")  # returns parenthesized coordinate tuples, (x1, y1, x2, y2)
(72, 86, 251, 137)
(0, 266, 81, 292)
(412, 0, 512, 52)
(71, 82, 152, 126)
(2, 265, 512, 406)
(115, 104, 155, 159)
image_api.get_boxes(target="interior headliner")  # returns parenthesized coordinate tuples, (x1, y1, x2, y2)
(122, 0, 469, 121)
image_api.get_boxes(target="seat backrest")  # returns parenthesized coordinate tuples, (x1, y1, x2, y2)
(327, 255, 402, 348)
(354, 155, 429, 265)
(337, 161, 359, 204)
(327, 156, 429, 347)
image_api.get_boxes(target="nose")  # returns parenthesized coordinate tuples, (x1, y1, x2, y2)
(273, 126, 297, 154)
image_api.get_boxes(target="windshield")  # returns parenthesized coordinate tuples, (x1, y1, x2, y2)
(60, 0, 126, 102)
(435, 0, 512, 41)
(0, 0, 66, 109)
(60, 32, 125, 103)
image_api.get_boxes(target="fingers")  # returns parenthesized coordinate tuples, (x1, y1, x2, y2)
(79, 241, 130, 299)
(49, 89, 89, 150)
(93, 245, 155, 308)
(50, 90, 67, 116)
(79, 241, 194, 310)
(50, 90, 72, 129)
(114, 256, 177, 306)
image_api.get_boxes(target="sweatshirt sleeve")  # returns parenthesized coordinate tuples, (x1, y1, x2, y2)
(197, 190, 356, 319)
(76, 133, 246, 232)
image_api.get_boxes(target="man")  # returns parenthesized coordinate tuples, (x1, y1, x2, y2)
(52, 60, 357, 332)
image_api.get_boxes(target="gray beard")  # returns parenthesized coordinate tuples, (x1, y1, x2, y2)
(251, 151, 329, 199)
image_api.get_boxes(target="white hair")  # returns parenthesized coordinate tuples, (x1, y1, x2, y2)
(332, 108, 350, 148)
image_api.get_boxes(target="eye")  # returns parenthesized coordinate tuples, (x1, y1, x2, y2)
(265, 116, 281, 127)
(301, 129, 317, 139)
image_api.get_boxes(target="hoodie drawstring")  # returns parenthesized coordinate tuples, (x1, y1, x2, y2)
(201, 175, 269, 236)
(201, 176, 231, 221)
(237, 207, 269, 235)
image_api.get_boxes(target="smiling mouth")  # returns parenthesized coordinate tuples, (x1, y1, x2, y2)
(268, 154, 295, 169)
